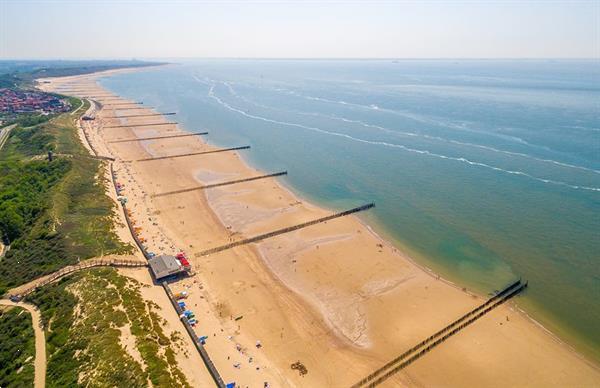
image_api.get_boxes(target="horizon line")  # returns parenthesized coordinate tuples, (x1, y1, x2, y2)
(1, 57, 598, 62)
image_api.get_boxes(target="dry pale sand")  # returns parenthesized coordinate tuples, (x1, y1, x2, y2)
(117, 267, 217, 386)
(39, 72, 600, 387)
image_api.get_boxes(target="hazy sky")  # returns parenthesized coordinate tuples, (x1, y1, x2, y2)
(1, 0, 598, 59)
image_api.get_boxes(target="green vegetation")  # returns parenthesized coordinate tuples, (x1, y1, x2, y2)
(0, 306, 35, 387)
(0, 61, 168, 387)
(27, 268, 190, 387)
(11, 112, 57, 129)
(0, 100, 131, 295)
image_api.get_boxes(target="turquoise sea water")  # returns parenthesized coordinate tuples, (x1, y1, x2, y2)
(100, 60, 599, 361)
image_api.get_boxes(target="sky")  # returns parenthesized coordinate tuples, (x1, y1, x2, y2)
(1, 0, 598, 59)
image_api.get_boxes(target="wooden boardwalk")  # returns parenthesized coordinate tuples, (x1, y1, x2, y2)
(7, 259, 147, 300)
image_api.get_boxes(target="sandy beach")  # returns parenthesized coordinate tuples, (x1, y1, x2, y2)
(38, 70, 600, 387)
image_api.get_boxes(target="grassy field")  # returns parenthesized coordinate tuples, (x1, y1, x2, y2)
(0, 306, 35, 387)
(0, 99, 132, 295)
(26, 268, 190, 387)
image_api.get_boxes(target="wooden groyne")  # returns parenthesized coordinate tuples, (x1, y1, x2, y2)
(106, 107, 148, 111)
(195, 203, 375, 257)
(58, 91, 108, 95)
(104, 122, 176, 129)
(162, 282, 226, 388)
(352, 279, 528, 388)
(8, 259, 148, 300)
(131, 145, 251, 163)
(103, 103, 144, 107)
(109, 132, 208, 144)
(55, 88, 94, 91)
(153, 171, 288, 197)
(54, 86, 97, 90)
(104, 112, 176, 119)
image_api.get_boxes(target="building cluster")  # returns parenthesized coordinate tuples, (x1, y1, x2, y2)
(0, 88, 70, 118)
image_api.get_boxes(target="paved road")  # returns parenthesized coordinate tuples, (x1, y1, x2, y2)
(0, 300, 46, 388)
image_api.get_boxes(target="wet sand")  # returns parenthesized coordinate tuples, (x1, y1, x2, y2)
(39, 71, 600, 387)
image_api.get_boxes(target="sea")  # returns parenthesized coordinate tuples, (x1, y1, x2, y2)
(100, 59, 600, 361)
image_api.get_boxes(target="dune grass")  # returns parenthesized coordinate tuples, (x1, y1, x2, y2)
(26, 268, 190, 387)
(0, 98, 132, 295)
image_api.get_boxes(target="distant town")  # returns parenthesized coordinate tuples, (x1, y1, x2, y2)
(0, 88, 70, 124)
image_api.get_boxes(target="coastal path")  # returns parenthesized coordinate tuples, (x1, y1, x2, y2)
(0, 124, 17, 151)
(0, 299, 46, 388)
(69, 98, 85, 116)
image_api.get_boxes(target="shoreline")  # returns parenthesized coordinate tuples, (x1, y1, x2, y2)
(141, 85, 598, 365)
(38, 69, 600, 386)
